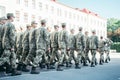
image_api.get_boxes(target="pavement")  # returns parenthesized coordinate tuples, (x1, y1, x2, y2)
(0, 53, 120, 80)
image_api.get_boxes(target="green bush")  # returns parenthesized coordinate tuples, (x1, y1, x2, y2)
(111, 42, 120, 52)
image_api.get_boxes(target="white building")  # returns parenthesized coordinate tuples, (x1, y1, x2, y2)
(0, 0, 107, 38)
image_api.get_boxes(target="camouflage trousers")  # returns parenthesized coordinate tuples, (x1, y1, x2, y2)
(0, 42, 3, 57)
(0, 49, 16, 68)
(90, 49, 97, 65)
(105, 50, 110, 61)
(16, 47, 23, 62)
(20, 47, 29, 63)
(50, 48, 60, 64)
(68, 50, 76, 63)
(58, 48, 69, 65)
(99, 48, 104, 62)
(84, 48, 90, 63)
(76, 49, 85, 65)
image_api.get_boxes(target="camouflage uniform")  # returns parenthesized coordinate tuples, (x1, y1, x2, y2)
(89, 32, 98, 67)
(58, 29, 69, 67)
(98, 37, 105, 65)
(68, 33, 76, 64)
(0, 23, 3, 57)
(50, 30, 59, 65)
(75, 31, 85, 67)
(104, 38, 112, 63)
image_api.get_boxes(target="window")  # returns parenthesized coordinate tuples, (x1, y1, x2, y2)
(31, 15, 35, 21)
(24, 13, 28, 22)
(24, 0, 28, 7)
(16, 0, 20, 4)
(15, 11, 20, 22)
(69, 12, 71, 18)
(32, 0, 36, 9)
(39, 2, 42, 10)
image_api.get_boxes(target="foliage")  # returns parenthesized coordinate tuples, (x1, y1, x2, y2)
(111, 42, 120, 52)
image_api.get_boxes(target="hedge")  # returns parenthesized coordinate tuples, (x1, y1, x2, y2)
(111, 42, 120, 52)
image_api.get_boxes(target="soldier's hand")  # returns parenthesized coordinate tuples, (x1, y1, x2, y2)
(48, 48, 51, 51)
(11, 48, 14, 52)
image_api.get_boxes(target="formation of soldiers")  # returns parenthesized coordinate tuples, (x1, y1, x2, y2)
(0, 13, 113, 76)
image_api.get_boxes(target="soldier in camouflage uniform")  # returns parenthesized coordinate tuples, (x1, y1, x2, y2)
(0, 13, 21, 76)
(31, 20, 50, 74)
(104, 38, 113, 63)
(84, 31, 90, 66)
(24, 21, 38, 74)
(98, 36, 105, 65)
(68, 29, 76, 66)
(89, 30, 99, 67)
(57, 23, 69, 71)
(75, 27, 85, 69)
(49, 25, 59, 69)
(17, 25, 31, 72)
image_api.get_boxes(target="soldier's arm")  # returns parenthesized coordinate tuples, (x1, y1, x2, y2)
(95, 36, 99, 49)
(64, 31, 69, 49)
(9, 24, 16, 48)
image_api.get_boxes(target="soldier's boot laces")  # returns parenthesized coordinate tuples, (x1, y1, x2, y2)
(11, 68, 22, 76)
(30, 67, 40, 74)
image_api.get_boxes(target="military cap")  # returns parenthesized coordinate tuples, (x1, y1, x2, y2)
(41, 19, 46, 23)
(61, 23, 66, 26)
(54, 25, 59, 28)
(79, 27, 83, 30)
(7, 13, 15, 18)
(92, 30, 96, 33)
(31, 21, 37, 25)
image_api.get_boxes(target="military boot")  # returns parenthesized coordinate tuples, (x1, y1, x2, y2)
(105, 59, 108, 63)
(99, 60, 103, 65)
(75, 63, 81, 69)
(11, 68, 22, 76)
(90, 62, 95, 67)
(66, 62, 72, 67)
(56, 65, 63, 71)
(22, 64, 30, 72)
(17, 63, 23, 71)
(83, 61, 88, 66)
(30, 67, 40, 74)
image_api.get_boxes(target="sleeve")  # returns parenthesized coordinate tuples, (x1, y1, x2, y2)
(9, 24, 16, 48)
(95, 36, 99, 49)
(64, 31, 69, 48)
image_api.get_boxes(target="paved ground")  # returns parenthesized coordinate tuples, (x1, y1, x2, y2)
(0, 53, 120, 80)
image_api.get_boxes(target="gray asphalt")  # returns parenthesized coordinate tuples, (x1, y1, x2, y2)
(0, 54, 120, 80)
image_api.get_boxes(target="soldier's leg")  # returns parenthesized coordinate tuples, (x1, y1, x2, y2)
(85, 49, 90, 63)
(105, 50, 110, 63)
(50, 48, 57, 65)
(99, 50, 104, 65)
(90, 50, 96, 67)
(56, 49, 65, 71)
(69, 50, 74, 64)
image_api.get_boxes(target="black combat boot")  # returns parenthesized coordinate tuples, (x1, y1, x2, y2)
(4, 62, 12, 74)
(105, 59, 108, 63)
(22, 64, 30, 72)
(83, 61, 88, 66)
(99, 60, 103, 65)
(56, 65, 63, 71)
(11, 68, 22, 76)
(30, 67, 40, 74)
(75, 63, 81, 69)
(90, 62, 95, 67)
(17, 63, 23, 71)
(66, 62, 72, 68)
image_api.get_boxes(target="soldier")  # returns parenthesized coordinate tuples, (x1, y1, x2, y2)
(89, 30, 99, 67)
(24, 21, 38, 74)
(104, 38, 113, 63)
(57, 23, 69, 71)
(68, 28, 76, 66)
(49, 25, 59, 69)
(98, 36, 105, 65)
(84, 31, 90, 66)
(0, 17, 7, 57)
(1, 13, 21, 76)
(75, 27, 85, 69)
(17, 24, 31, 72)
(31, 19, 50, 74)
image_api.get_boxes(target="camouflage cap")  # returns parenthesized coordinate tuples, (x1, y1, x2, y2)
(79, 27, 82, 30)
(31, 21, 37, 25)
(41, 19, 46, 23)
(7, 13, 15, 18)
(61, 23, 66, 26)
(54, 25, 59, 28)
(92, 30, 96, 33)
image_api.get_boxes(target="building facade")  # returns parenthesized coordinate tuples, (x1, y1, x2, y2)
(0, 0, 107, 38)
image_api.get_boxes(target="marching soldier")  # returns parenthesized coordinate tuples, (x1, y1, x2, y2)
(89, 30, 99, 67)
(1, 13, 22, 76)
(50, 25, 59, 69)
(75, 27, 85, 69)
(104, 38, 113, 63)
(57, 23, 69, 71)
(68, 29, 76, 66)
(84, 31, 90, 66)
(98, 36, 105, 65)
(24, 21, 38, 74)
